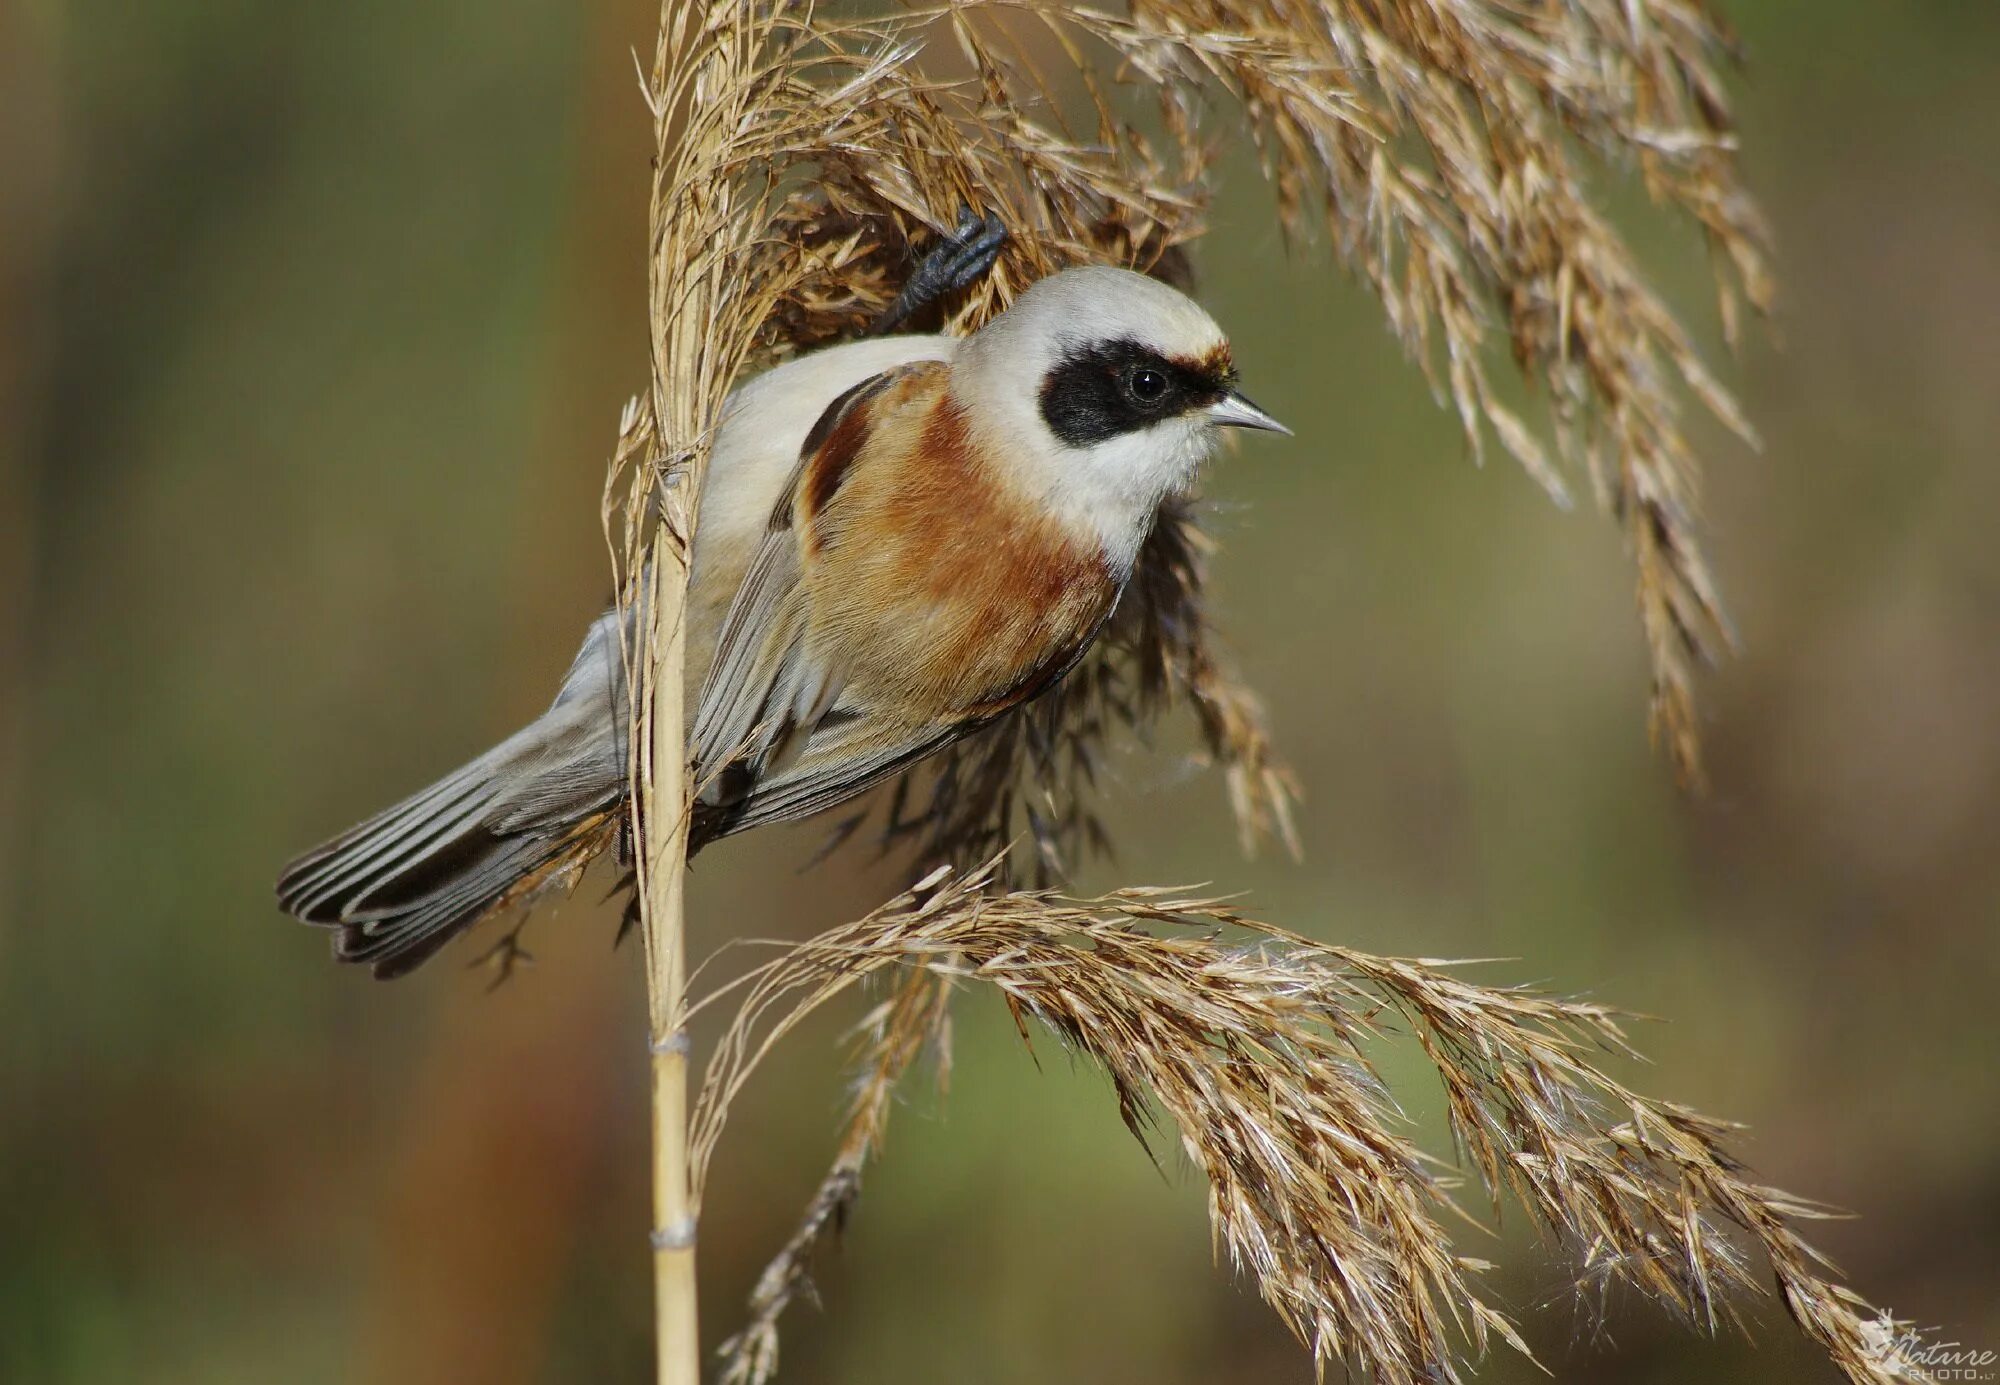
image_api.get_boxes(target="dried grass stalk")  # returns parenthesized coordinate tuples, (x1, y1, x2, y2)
(699, 862, 1921, 1385)
(612, 8, 809, 1381)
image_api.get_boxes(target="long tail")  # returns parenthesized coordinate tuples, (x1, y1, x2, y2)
(276, 614, 629, 978)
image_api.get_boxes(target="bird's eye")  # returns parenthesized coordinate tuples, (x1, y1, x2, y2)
(1125, 365, 1170, 406)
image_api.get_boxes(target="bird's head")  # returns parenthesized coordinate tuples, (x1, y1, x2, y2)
(955, 265, 1287, 568)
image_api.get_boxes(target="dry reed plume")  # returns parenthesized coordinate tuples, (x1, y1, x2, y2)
(697, 864, 1921, 1385)
(604, 3, 1912, 1383)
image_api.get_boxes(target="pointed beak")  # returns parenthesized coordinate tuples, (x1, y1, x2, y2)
(1206, 390, 1291, 436)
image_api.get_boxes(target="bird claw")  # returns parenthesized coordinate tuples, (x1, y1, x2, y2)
(613, 891, 642, 951)
(936, 204, 1009, 291)
(472, 921, 536, 990)
(870, 204, 1008, 335)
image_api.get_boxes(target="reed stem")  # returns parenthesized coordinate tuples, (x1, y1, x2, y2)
(641, 545, 699, 1385)
(635, 6, 759, 1380)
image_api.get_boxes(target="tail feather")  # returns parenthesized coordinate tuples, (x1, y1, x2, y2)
(275, 601, 765, 978)
(277, 687, 626, 978)
(279, 757, 502, 923)
(329, 826, 588, 979)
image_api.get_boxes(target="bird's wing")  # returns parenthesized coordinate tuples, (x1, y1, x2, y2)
(688, 366, 914, 804)
(704, 594, 1119, 845)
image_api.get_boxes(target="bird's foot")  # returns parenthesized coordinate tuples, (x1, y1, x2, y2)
(472, 919, 536, 990)
(870, 205, 1008, 335)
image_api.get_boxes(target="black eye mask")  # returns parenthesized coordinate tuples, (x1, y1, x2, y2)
(1038, 338, 1232, 447)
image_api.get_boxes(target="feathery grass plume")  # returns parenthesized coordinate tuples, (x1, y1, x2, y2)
(1082, 0, 1772, 783)
(696, 863, 1922, 1385)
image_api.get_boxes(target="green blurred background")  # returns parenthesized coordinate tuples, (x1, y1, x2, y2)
(8, 3, 1999, 1382)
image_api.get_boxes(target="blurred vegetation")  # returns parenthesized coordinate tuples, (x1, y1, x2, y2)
(8, 2, 1999, 1383)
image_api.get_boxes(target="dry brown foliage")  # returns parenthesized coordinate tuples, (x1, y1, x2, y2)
(696, 863, 1920, 1385)
(605, 4, 1910, 1383)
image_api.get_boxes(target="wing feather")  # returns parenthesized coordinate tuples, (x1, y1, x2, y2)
(711, 717, 954, 836)
(688, 527, 807, 778)
(706, 595, 1119, 841)
(689, 366, 910, 804)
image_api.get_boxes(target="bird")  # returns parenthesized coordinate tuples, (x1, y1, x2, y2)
(276, 254, 1287, 978)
